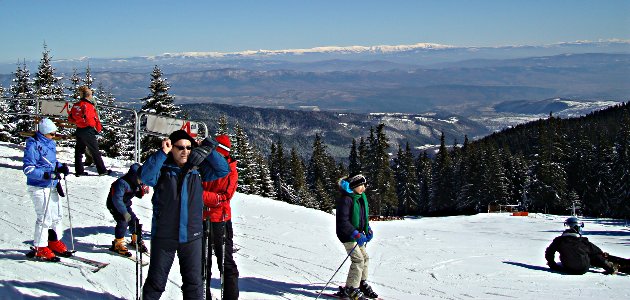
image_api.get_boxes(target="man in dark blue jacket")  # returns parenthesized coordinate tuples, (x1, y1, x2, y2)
(140, 130, 229, 300)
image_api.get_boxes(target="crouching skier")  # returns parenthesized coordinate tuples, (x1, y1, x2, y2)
(140, 130, 229, 300)
(107, 163, 151, 256)
(23, 118, 71, 261)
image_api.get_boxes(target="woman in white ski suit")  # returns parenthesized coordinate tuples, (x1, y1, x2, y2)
(22, 118, 69, 259)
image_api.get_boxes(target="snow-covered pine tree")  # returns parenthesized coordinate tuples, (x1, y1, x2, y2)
(33, 44, 65, 101)
(140, 65, 181, 159)
(97, 84, 135, 159)
(67, 68, 82, 100)
(255, 150, 276, 198)
(9, 61, 36, 141)
(369, 124, 397, 216)
(348, 138, 361, 176)
(270, 139, 288, 201)
(216, 114, 229, 135)
(307, 133, 335, 211)
(611, 110, 630, 218)
(83, 64, 94, 89)
(233, 123, 259, 194)
(289, 148, 310, 204)
(415, 151, 432, 214)
(0, 85, 11, 141)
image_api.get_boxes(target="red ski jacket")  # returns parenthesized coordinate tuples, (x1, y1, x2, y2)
(202, 157, 238, 222)
(68, 99, 102, 132)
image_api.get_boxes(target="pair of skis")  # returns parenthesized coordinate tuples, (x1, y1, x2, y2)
(25, 248, 109, 273)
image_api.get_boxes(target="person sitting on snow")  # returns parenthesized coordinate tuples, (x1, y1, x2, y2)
(106, 163, 150, 256)
(335, 174, 379, 300)
(545, 217, 618, 275)
(23, 118, 70, 261)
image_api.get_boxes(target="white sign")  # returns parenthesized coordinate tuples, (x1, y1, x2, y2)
(40, 100, 71, 117)
(145, 114, 202, 138)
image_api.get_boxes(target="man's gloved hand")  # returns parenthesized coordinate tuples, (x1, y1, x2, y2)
(187, 146, 212, 167)
(124, 212, 132, 223)
(352, 230, 368, 247)
(43, 172, 59, 180)
(56, 163, 70, 177)
(366, 226, 374, 242)
(200, 136, 219, 149)
(56, 181, 65, 197)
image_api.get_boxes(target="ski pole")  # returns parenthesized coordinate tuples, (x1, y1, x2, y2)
(221, 214, 227, 300)
(315, 243, 359, 300)
(202, 217, 209, 299)
(63, 177, 75, 251)
(135, 218, 140, 300)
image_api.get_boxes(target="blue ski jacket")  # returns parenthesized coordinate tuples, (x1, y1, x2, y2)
(140, 149, 229, 245)
(23, 132, 63, 188)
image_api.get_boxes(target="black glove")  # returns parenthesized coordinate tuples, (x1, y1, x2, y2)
(547, 262, 561, 271)
(43, 172, 59, 180)
(56, 181, 65, 197)
(200, 136, 219, 149)
(56, 163, 70, 177)
(135, 184, 150, 198)
(187, 146, 212, 168)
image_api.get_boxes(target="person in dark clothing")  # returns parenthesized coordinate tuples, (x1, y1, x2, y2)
(335, 174, 378, 300)
(67, 85, 111, 176)
(545, 217, 618, 275)
(201, 134, 239, 300)
(140, 130, 229, 300)
(106, 163, 150, 255)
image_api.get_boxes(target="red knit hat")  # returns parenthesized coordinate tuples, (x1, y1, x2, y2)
(215, 135, 231, 157)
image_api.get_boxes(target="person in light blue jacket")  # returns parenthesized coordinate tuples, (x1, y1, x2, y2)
(23, 118, 70, 261)
(140, 130, 229, 300)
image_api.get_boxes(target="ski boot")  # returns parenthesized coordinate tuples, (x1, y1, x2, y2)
(360, 280, 379, 299)
(337, 286, 367, 300)
(26, 246, 60, 262)
(110, 238, 132, 257)
(130, 234, 149, 253)
(603, 261, 619, 275)
(48, 229, 73, 257)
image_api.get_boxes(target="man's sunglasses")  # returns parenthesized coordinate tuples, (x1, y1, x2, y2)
(174, 145, 192, 151)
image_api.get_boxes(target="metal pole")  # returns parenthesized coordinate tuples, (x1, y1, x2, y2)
(63, 178, 75, 251)
(315, 243, 359, 299)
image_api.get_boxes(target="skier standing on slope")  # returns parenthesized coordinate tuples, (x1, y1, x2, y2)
(106, 163, 151, 256)
(545, 217, 618, 275)
(67, 85, 111, 176)
(140, 130, 229, 300)
(201, 134, 240, 300)
(23, 118, 70, 261)
(335, 174, 379, 300)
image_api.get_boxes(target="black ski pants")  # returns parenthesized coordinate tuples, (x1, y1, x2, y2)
(74, 127, 107, 174)
(107, 205, 138, 239)
(143, 238, 203, 300)
(207, 220, 239, 300)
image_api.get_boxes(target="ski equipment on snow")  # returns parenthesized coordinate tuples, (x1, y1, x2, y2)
(316, 243, 359, 299)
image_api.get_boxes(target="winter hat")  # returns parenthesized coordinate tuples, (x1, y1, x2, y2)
(168, 130, 197, 147)
(348, 174, 367, 189)
(215, 135, 231, 157)
(38, 118, 57, 135)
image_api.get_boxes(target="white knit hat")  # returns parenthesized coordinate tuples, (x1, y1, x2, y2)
(38, 118, 57, 134)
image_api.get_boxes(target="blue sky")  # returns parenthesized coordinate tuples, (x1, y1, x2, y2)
(0, 0, 628, 63)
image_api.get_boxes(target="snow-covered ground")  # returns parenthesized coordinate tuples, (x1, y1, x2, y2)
(0, 141, 629, 299)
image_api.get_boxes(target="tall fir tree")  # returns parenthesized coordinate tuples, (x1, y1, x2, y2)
(0, 85, 10, 141)
(255, 149, 276, 198)
(9, 61, 36, 140)
(140, 65, 181, 158)
(67, 68, 82, 100)
(348, 138, 361, 176)
(394, 142, 419, 216)
(33, 44, 65, 101)
(216, 114, 229, 135)
(368, 124, 397, 216)
(430, 132, 456, 215)
(233, 123, 259, 195)
(97, 84, 135, 159)
(611, 111, 630, 218)
(415, 151, 432, 214)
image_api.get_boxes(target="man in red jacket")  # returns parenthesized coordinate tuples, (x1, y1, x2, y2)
(201, 134, 239, 299)
(68, 86, 111, 176)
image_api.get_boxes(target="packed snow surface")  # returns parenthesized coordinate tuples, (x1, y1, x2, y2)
(0, 142, 628, 299)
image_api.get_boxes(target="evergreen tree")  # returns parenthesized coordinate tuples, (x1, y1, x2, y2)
(233, 123, 259, 195)
(0, 85, 11, 141)
(140, 65, 181, 158)
(306, 133, 336, 212)
(430, 132, 456, 215)
(9, 61, 36, 139)
(216, 114, 229, 135)
(393, 142, 419, 216)
(67, 68, 82, 100)
(611, 111, 630, 218)
(83, 63, 94, 89)
(416, 151, 432, 214)
(270, 139, 288, 201)
(97, 84, 135, 159)
(255, 150, 276, 198)
(33, 44, 65, 101)
(348, 138, 361, 175)
(370, 124, 397, 216)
